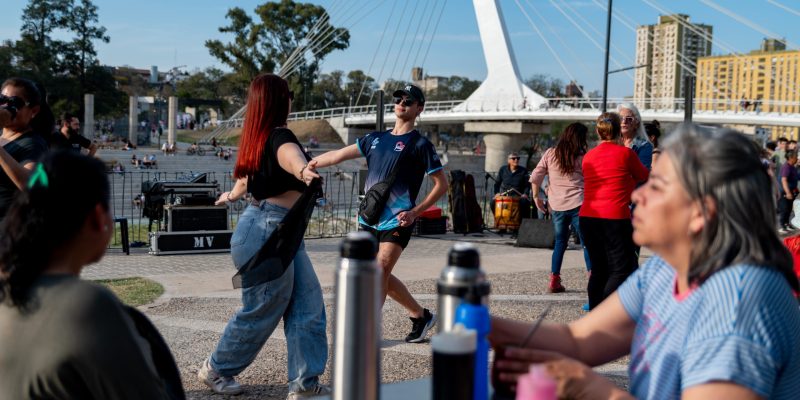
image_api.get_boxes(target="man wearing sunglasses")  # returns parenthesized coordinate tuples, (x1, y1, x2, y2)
(50, 113, 97, 157)
(308, 84, 448, 343)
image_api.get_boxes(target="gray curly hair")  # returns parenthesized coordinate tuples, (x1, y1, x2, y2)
(661, 124, 798, 291)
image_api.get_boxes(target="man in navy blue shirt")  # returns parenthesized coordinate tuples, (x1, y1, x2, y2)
(310, 85, 448, 343)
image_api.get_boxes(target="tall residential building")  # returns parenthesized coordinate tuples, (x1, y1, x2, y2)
(696, 38, 800, 139)
(634, 15, 713, 109)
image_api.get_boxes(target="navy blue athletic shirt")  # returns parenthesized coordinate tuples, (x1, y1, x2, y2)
(356, 129, 442, 230)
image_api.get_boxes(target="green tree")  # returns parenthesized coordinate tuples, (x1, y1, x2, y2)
(308, 70, 346, 109)
(525, 74, 565, 98)
(206, 0, 349, 110)
(345, 70, 375, 106)
(15, 0, 69, 79)
(62, 0, 109, 91)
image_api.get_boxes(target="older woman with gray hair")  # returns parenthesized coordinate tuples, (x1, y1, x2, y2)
(491, 125, 800, 399)
(618, 102, 653, 170)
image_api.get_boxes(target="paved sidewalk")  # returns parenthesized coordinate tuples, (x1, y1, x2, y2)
(86, 234, 631, 399)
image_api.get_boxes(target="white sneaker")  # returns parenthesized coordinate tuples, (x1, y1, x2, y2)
(286, 383, 331, 399)
(198, 358, 243, 395)
(780, 226, 790, 234)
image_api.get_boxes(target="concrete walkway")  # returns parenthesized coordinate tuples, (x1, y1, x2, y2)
(85, 233, 632, 399)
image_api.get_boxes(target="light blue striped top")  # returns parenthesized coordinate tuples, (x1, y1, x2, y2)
(617, 256, 800, 399)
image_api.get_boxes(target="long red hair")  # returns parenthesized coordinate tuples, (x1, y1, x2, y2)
(233, 74, 291, 178)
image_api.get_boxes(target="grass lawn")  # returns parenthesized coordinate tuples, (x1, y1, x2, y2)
(96, 277, 164, 307)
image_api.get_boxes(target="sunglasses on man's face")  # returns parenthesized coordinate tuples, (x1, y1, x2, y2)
(621, 116, 637, 124)
(393, 97, 417, 107)
(509, 157, 520, 160)
(0, 95, 31, 110)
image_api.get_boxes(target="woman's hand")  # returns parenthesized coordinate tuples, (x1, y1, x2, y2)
(215, 191, 231, 206)
(301, 160, 320, 186)
(495, 347, 631, 400)
(533, 197, 547, 213)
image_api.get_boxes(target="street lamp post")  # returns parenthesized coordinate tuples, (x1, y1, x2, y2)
(602, 0, 613, 112)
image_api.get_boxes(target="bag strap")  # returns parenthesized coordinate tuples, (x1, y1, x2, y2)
(384, 132, 421, 186)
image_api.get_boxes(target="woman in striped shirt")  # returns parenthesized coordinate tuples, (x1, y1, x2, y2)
(491, 125, 800, 399)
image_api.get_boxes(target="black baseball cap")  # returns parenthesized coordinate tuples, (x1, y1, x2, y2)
(392, 84, 425, 104)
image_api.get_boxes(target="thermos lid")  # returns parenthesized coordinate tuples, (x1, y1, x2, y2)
(340, 232, 377, 260)
(430, 324, 477, 354)
(448, 243, 480, 269)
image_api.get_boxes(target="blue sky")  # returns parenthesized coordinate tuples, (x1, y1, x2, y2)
(2, 0, 799, 97)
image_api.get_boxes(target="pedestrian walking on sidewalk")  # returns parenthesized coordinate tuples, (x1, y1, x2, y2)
(530, 122, 592, 293)
(198, 74, 329, 399)
(310, 84, 448, 343)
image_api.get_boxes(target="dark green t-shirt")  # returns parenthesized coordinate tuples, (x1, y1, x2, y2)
(0, 275, 171, 400)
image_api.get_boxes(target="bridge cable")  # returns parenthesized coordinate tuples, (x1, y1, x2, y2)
(642, 0, 800, 100)
(550, 0, 652, 101)
(409, 0, 441, 77)
(542, 0, 652, 101)
(699, 0, 798, 49)
(400, 0, 436, 84)
(765, 0, 800, 18)
(513, 0, 586, 103)
(525, 0, 595, 86)
(367, 1, 412, 105)
(279, 0, 369, 77)
(354, 0, 399, 106)
(387, 0, 424, 84)
(279, 0, 352, 75)
(589, 0, 727, 102)
(417, 0, 448, 76)
(281, 1, 387, 79)
(280, 0, 371, 76)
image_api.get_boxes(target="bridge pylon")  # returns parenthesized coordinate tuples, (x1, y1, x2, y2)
(458, 0, 551, 172)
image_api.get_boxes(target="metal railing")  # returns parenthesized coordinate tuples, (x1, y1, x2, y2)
(215, 97, 800, 128)
(106, 169, 505, 251)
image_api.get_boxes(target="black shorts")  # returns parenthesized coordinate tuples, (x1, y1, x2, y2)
(359, 223, 415, 249)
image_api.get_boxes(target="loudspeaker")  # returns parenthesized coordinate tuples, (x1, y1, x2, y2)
(150, 230, 233, 255)
(515, 218, 555, 249)
(165, 205, 229, 232)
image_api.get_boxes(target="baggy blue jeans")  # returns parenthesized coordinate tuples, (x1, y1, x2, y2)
(210, 201, 327, 392)
(551, 206, 592, 274)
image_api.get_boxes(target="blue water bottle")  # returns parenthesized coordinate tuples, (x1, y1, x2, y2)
(455, 283, 491, 400)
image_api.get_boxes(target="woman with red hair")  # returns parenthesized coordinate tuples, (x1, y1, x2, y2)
(197, 74, 328, 398)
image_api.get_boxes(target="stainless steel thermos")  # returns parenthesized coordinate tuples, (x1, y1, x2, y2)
(332, 232, 382, 400)
(436, 242, 491, 332)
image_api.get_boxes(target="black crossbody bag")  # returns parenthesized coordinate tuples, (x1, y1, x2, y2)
(358, 133, 421, 226)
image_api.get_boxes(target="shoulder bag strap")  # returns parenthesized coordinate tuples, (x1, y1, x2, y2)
(384, 132, 421, 186)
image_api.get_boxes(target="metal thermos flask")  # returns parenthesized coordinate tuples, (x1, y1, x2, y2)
(332, 232, 381, 400)
(437, 242, 489, 332)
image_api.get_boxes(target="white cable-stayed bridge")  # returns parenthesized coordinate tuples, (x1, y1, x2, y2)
(205, 0, 800, 171)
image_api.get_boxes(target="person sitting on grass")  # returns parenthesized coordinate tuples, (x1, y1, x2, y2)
(490, 125, 800, 399)
(0, 151, 183, 400)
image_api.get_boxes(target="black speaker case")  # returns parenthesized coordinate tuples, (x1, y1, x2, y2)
(515, 218, 556, 249)
(149, 230, 233, 255)
(164, 205, 229, 232)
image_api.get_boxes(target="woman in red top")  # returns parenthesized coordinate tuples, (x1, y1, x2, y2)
(580, 112, 649, 309)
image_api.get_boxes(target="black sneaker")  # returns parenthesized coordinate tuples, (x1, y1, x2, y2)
(405, 308, 436, 343)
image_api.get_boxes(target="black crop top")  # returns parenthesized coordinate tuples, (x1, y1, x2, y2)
(247, 128, 311, 200)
